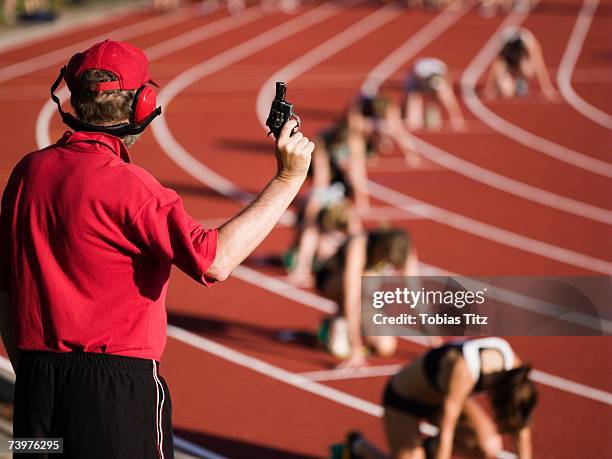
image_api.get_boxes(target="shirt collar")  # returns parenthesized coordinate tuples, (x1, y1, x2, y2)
(58, 131, 132, 163)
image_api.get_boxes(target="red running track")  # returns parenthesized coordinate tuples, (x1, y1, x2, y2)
(1, 1, 611, 458)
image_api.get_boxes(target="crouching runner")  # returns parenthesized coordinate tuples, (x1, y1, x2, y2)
(343, 337, 538, 459)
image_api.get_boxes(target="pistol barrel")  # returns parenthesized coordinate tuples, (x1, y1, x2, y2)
(275, 82, 287, 100)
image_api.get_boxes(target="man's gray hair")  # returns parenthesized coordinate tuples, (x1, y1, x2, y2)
(70, 69, 140, 147)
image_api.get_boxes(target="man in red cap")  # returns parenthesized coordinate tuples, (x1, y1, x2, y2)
(0, 40, 313, 458)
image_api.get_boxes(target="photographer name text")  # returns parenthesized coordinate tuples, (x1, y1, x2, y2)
(371, 312, 488, 326)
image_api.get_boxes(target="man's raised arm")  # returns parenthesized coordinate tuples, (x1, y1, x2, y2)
(206, 120, 314, 281)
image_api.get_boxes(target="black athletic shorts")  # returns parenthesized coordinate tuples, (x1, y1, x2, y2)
(14, 351, 174, 459)
(382, 378, 440, 421)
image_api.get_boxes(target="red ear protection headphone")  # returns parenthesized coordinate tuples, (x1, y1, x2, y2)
(50, 66, 162, 137)
(132, 85, 158, 125)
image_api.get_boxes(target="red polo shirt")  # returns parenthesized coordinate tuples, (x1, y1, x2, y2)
(0, 131, 217, 361)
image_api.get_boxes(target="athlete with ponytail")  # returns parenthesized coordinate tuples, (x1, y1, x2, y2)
(344, 337, 537, 459)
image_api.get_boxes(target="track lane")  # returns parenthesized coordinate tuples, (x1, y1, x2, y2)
(367, 167, 612, 259)
(446, 7, 612, 203)
(147, 3, 612, 274)
(259, 6, 612, 266)
(166, 262, 612, 390)
(0, 5, 154, 62)
(463, 0, 612, 163)
(161, 268, 612, 458)
(350, 3, 612, 225)
(139, 7, 612, 456)
(319, 372, 611, 458)
(403, 127, 612, 209)
(0, 4, 214, 85)
(569, 0, 612, 120)
(557, 0, 612, 129)
(163, 333, 387, 458)
(249, 5, 612, 267)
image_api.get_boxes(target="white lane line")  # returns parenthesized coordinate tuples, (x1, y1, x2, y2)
(0, 355, 227, 459)
(0, 3, 203, 85)
(173, 437, 229, 459)
(529, 369, 612, 406)
(299, 364, 403, 382)
(358, 205, 426, 221)
(367, 180, 612, 274)
(407, 133, 612, 225)
(359, 2, 469, 95)
(356, 2, 612, 225)
(145, 6, 262, 61)
(241, 265, 612, 406)
(557, 0, 612, 129)
(0, 355, 15, 383)
(231, 257, 612, 405)
(167, 325, 383, 416)
(151, 2, 342, 201)
(167, 326, 515, 458)
(254, 3, 405, 127)
(240, 258, 611, 334)
(298, 363, 612, 406)
(0, 1, 148, 55)
(35, 0, 610, 407)
(416, 262, 612, 334)
(460, 6, 612, 178)
(127, 0, 612, 280)
(36, 7, 266, 149)
(234, 265, 336, 313)
(250, 3, 612, 271)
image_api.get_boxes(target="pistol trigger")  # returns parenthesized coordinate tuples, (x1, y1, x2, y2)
(292, 114, 301, 133)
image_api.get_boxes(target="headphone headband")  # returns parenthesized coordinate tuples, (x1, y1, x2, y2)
(50, 66, 161, 137)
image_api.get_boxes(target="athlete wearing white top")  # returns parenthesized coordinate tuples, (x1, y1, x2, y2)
(345, 338, 537, 459)
(413, 58, 447, 81)
(404, 57, 465, 131)
(406, 58, 448, 94)
(457, 337, 516, 382)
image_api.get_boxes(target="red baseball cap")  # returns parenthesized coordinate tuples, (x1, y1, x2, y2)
(65, 39, 156, 92)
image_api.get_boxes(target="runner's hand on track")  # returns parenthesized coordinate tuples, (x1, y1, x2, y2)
(275, 120, 314, 182)
(543, 86, 562, 103)
(336, 351, 368, 370)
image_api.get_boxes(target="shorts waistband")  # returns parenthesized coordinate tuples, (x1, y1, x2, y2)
(21, 351, 157, 373)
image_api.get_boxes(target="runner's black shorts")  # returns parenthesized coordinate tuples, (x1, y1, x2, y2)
(14, 351, 174, 459)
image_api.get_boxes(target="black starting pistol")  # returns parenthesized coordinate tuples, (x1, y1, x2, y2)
(265, 81, 300, 139)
